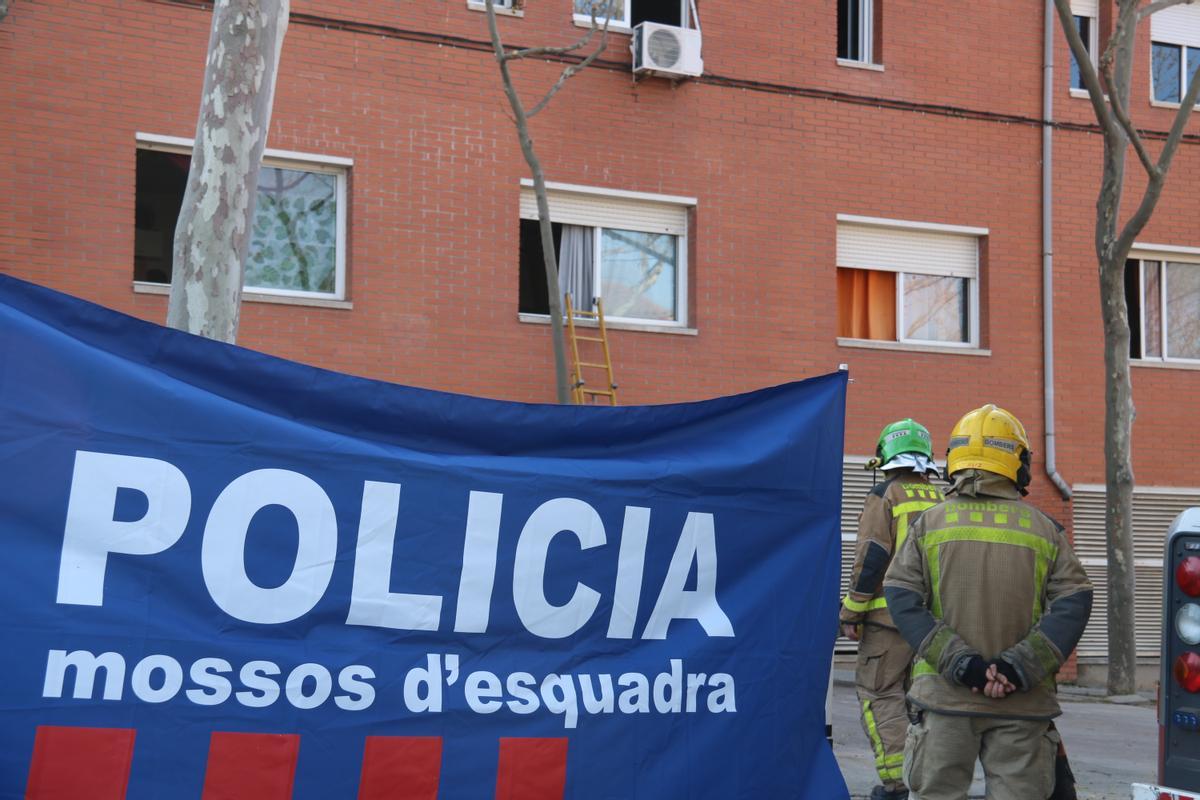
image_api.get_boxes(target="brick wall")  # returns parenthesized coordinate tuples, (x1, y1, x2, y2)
(1, 0, 1199, 522)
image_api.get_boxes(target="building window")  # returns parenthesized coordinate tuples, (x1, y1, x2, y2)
(467, 0, 522, 15)
(518, 183, 691, 327)
(1152, 42, 1200, 103)
(1126, 257, 1200, 361)
(133, 135, 348, 300)
(836, 216, 982, 347)
(1151, 3, 1200, 103)
(837, 0, 876, 64)
(573, 0, 687, 29)
(1070, 14, 1097, 90)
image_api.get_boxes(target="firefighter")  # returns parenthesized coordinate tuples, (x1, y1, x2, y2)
(840, 418, 944, 800)
(883, 405, 1093, 800)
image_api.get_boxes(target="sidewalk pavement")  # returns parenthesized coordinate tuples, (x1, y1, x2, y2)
(831, 671, 1157, 800)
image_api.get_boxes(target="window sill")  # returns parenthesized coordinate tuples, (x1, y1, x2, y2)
(133, 281, 354, 310)
(467, 2, 524, 17)
(837, 337, 989, 356)
(1132, 358, 1200, 371)
(836, 58, 884, 72)
(519, 312, 697, 336)
(1069, 87, 1090, 99)
(1150, 98, 1192, 110)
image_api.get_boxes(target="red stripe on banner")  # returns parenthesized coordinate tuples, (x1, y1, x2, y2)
(494, 737, 569, 800)
(25, 725, 136, 800)
(201, 732, 300, 800)
(357, 736, 443, 800)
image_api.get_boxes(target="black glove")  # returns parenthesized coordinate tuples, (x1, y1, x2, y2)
(953, 654, 990, 690)
(991, 657, 1025, 691)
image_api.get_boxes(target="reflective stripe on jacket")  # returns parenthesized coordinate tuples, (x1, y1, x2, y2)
(840, 469, 944, 628)
(883, 470, 1093, 720)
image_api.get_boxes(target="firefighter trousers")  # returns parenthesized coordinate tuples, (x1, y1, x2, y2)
(854, 624, 911, 789)
(903, 711, 1060, 800)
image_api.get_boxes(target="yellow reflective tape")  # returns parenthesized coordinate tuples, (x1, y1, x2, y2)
(893, 500, 937, 552)
(912, 659, 937, 677)
(880, 766, 904, 781)
(843, 594, 888, 613)
(892, 500, 938, 517)
(862, 700, 889, 771)
(922, 526, 1058, 563)
(923, 526, 1057, 623)
(945, 511, 960, 523)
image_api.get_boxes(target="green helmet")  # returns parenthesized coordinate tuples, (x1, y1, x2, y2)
(876, 418, 933, 463)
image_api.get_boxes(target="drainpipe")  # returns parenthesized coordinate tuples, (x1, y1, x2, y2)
(1043, 0, 1072, 500)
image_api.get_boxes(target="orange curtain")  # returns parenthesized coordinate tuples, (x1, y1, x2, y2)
(837, 268, 896, 340)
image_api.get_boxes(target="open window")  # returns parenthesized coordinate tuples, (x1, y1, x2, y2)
(836, 216, 982, 348)
(573, 0, 689, 29)
(837, 0, 880, 65)
(134, 134, 349, 301)
(1126, 255, 1200, 362)
(1068, 0, 1098, 93)
(517, 182, 691, 327)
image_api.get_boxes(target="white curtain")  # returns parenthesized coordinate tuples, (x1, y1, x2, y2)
(559, 225, 594, 314)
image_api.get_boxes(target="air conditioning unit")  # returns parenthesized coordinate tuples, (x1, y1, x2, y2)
(631, 22, 703, 79)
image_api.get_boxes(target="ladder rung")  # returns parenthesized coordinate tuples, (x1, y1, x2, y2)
(582, 388, 615, 396)
(574, 335, 605, 343)
(578, 361, 609, 369)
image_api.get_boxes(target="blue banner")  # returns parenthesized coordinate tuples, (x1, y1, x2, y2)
(0, 275, 848, 799)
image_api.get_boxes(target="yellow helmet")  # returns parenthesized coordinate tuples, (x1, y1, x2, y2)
(946, 404, 1031, 485)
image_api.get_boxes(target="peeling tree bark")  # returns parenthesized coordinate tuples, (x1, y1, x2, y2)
(167, 0, 290, 343)
(1053, 0, 1200, 696)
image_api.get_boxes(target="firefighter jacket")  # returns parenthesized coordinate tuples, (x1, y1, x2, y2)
(840, 469, 944, 629)
(883, 469, 1094, 720)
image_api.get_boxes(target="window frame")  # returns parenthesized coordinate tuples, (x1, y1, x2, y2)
(467, 0, 523, 16)
(1069, 13, 1098, 94)
(837, 0, 875, 66)
(572, 0, 691, 31)
(835, 215, 984, 350)
(895, 271, 979, 349)
(518, 180, 693, 330)
(592, 225, 685, 327)
(1150, 41, 1200, 105)
(133, 132, 350, 302)
(1130, 251, 1200, 364)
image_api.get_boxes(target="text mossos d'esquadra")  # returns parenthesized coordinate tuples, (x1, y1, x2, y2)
(42, 650, 735, 729)
(41, 450, 739, 728)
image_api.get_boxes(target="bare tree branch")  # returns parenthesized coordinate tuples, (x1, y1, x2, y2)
(501, 0, 612, 61)
(1101, 57, 1159, 179)
(1139, 0, 1200, 21)
(1050, 0, 1114, 128)
(528, 9, 612, 117)
(1113, 32, 1200, 256)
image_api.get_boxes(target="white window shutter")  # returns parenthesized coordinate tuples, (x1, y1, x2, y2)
(837, 222, 979, 279)
(1152, 3, 1200, 46)
(519, 187, 688, 235)
(1070, 0, 1098, 18)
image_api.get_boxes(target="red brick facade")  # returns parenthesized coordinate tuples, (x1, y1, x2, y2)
(2, 0, 1199, 518)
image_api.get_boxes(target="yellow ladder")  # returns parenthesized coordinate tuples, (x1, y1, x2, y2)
(564, 293, 618, 406)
